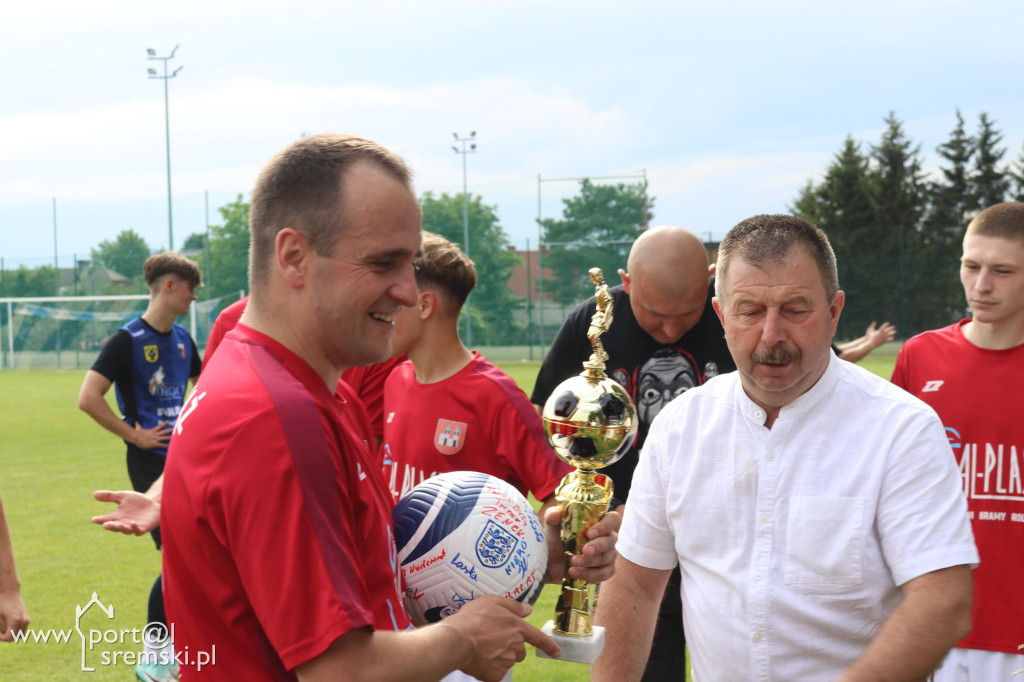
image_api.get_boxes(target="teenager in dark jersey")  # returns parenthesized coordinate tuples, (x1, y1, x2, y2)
(78, 251, 201, 681)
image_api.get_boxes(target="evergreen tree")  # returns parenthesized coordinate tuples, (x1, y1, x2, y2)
(971, 113, 1009, 209)
(926, 109, 976, 233)
(866, 113, 927, 335)
(1012, 142, 1024, 202)
(815, 137, 877, 338)
(789, 180, 825, 226)
(911, 111, 975, 334)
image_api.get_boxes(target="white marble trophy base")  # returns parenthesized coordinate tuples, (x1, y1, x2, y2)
(535, 621, 605, 664)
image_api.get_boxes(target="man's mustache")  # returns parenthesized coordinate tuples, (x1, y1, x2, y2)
(752, 345, 800, 365)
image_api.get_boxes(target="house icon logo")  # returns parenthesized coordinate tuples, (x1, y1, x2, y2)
(75, 592, 115, 671)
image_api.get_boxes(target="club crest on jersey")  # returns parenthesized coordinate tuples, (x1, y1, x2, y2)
(476, 519, 517, 568)
(178, 343, 186, 359)
(434, 419, 467, 455)
(144, 345, 159, 363)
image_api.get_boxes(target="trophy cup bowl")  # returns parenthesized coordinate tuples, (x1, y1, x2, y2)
(543, 376, 636, 471)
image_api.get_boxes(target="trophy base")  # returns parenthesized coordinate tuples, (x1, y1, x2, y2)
(535, 621, 605, 664)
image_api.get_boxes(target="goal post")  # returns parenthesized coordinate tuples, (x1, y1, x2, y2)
(0, 293, 238, 371)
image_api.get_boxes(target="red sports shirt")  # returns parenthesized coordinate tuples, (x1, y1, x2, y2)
(380, 352, 570, 506)
(163, 324, 410, 679)
(892, 320, 1024, 654)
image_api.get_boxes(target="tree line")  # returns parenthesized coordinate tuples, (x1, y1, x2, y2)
(792, 111, 1024, 339)
(10, 110, 1018, 344)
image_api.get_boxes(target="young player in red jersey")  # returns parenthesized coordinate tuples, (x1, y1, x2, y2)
(380, 232, 571, 510)
(380, 232, 574, 682)
(892, 201, 1024, 681)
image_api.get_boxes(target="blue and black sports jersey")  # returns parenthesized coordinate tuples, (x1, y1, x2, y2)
(91, 317, 199, 456)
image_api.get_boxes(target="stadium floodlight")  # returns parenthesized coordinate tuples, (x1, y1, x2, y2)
(147, 45, 183, 251)
(451, 131, 477, 346)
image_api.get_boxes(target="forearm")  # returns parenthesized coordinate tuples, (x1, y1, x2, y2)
(837, 565, 972, 682)
(836, 338, 871, 363)
(0, 498, 21, 596)
(297, 624, 470, 682)
(592, 558, 669, 682)
(145, 475, 163, 505)
(78, 392, 135, 444)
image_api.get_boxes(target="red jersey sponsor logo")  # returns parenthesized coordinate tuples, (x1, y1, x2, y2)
(434, 419, 467, 455)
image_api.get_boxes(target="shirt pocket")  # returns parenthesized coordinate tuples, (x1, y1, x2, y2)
(784, 496, 864, 591)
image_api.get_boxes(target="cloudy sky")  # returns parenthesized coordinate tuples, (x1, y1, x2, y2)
(2, 0, 1022, 269)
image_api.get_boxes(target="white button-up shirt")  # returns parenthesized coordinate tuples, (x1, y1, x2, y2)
(620, 353, 978, 681)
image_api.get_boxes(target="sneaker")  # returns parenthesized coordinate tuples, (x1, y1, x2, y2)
(136, 662, 180, 681)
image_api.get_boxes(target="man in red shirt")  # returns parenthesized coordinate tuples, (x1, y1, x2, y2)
(160, 133, 568, 680)
(892, 201, 1024, 681)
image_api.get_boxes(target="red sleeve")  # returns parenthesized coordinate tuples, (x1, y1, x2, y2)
(203, 297, 248, 371)
(483, 378, 572, 502)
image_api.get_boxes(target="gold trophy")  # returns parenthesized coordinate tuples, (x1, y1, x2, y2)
(536, 268, 638, 664)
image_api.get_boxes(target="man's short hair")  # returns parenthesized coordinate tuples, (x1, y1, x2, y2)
(143, 252, 202, 289)
(415, 231, 476, 312)
(248, 133, 413, 291)
(716, 214, 839, 301)
(965, 202, 1024, 246)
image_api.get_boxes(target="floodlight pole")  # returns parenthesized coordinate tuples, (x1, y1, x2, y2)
(147, 45, 183, 251)
(452, 131, 477, 346)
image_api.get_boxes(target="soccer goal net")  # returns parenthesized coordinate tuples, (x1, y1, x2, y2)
(0, 294, 240, 371)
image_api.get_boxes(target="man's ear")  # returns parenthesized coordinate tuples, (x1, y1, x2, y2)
(618, 268, 631, 294)
(276, 228, 311, 289)
(712, 296, 725, 325)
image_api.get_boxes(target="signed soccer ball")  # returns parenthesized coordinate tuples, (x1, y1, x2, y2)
(392, 471, 548, 626)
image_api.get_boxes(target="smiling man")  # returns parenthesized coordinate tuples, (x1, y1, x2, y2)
(593, 213, 978, 682)
(159, 134, 567, 681)
(892, 201, 1024, 681)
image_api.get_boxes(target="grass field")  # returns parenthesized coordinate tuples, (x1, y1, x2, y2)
(0, 348, 899, 679)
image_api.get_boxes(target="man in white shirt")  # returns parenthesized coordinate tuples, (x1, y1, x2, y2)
(593, 213, 979, 682)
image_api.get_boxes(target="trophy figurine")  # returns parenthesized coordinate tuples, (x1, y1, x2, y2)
(536, 267, 638, 664)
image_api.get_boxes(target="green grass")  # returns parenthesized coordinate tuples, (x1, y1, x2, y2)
(1, 370, 162, 680)
(0, 350, 898, 679)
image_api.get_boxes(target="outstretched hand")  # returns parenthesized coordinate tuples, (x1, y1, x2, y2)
(92, 490, 159, 536)
(544, 505, 620, 584)
(864, 321, 896, 349)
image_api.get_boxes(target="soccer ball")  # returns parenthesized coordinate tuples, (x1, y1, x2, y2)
(392, 471, 548, 626)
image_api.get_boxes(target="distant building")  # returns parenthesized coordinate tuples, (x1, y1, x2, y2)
(505, 246, 555, 301)
(61, 261, 133, 295)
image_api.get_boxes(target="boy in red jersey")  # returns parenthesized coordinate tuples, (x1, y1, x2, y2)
(380, 231, 571, 510)
(892, 201, 1024, 681)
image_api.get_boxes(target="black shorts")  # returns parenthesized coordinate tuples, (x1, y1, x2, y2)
(125, 444, 167, 550)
